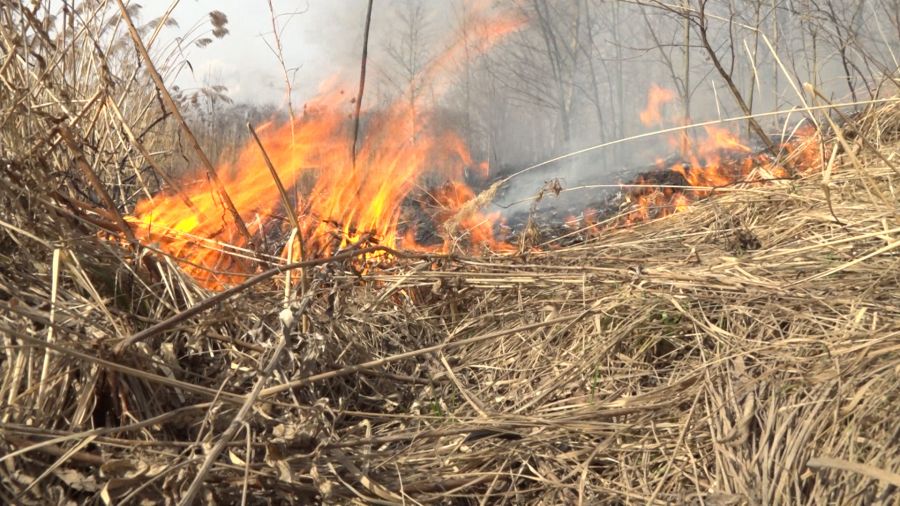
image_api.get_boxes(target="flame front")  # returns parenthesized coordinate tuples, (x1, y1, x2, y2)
(128, 17, 824, 292)
(129, 80, 823, 288)
(623, 86, 822, 223)
(129, 7, 524, 288)
(129, 88, 502, 287)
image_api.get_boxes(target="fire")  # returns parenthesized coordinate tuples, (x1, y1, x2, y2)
(622, 85, 823, 223)
(129, 51, 822, 288)
(639, 85, 677, 127)
(428, 181, 514, 253)
(127, 6, 523, 288)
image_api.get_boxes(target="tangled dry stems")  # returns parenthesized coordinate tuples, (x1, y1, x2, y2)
(1, 4, 899, 505)
(1, 107, 898, 503)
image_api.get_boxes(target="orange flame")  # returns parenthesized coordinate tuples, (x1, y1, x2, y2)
(639, 85, 677, 126)
(128, 6, 523, 288)
(623, 85, 823, 223)
(428, 181, 514, 253)
(130, 56, 823, 288)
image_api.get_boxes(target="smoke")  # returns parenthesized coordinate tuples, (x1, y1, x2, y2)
(146, 0, 898, 222)
(147, 1, 464, 105)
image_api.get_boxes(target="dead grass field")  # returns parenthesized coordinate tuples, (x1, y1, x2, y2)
(1, 3, 899, 504)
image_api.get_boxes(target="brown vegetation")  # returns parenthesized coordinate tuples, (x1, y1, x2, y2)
(1, 1, 899, 504)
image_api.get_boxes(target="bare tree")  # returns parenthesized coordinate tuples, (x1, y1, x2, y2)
(263, 1, 308, 144)
(383, 0, 433, 141)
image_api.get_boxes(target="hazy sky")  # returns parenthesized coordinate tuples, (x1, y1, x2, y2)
(144, 0, 449, 106)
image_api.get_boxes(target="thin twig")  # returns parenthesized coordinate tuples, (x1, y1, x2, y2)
(114, 246, 419, 354)
(248, 122, 307, 294)
(351, 0, 375, 166)
(57, 124, 139, 244)
(179, 298, 308, 505)
(107, 95, 199, 211)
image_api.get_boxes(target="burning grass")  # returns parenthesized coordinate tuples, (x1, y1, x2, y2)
(2, 2, 900, 503)
(2, 100, 899, 503)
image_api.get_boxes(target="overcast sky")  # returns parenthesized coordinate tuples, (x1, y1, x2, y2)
(143, 0, 453, 106)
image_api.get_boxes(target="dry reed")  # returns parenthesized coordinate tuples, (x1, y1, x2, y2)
(1, 4, 899, 505)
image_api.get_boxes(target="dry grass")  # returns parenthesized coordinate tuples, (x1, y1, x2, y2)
(2, 4, 900, 505)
